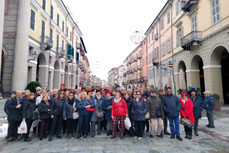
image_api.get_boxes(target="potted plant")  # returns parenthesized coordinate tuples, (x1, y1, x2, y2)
(26, 81, 42, 93)
(212, 94, 221, 110)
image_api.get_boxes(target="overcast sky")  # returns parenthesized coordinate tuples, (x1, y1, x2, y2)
(64, 0, 167, 81)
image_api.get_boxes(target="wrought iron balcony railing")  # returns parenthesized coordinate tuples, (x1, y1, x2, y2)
(181, 0, 199, 12)
(181, 31, 202, 51)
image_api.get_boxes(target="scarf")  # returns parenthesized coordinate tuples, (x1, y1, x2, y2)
(114, 97, 121, 103)
(96, 95, 101, 100)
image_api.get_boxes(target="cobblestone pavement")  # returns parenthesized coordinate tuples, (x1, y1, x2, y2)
(0, 117, 228, 153)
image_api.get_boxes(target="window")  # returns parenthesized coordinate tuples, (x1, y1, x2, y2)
(56, 34, 59, 51)
(191, 13, 197, 31)
(30, 9, 35, 30)
(50, 5, 53, 19)
(160, 19, 164, 30)
(66, 27, 69, 37)
(62, 40, 64, 49)
(167, 12, 170, 24)
(70, 32, 72, 40)
(152, 31, 154, 40)
(211, 0, 220, 24)
(41, 20, 45, 43)
(62, 21, 64, 33)
(176, 26, 183, 47)
(176, 0, 181, 16)
(42, 0, 46, 11)
(50, 29, 53, 41)
(57, 14, 60, 26)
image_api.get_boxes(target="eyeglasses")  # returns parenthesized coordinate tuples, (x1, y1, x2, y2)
(136, 94, 141, 95)
(36, 89, 41, 91)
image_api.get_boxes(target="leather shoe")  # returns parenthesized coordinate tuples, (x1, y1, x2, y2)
(57, 135, 62, 139)
(77, 134, 81, 139)
(176, 136, 183, 141)
(83, 134, 88, 138)
(150, 135, 154, 138)
(208, 126, 215, 128)
(48, 136, 52, 141)
(164, 131, 171, 135)
(195, 133, 199, 136)
(170, 135, 175, 139)
(185, 135, 188, 139)
(188, 135, 192, 140)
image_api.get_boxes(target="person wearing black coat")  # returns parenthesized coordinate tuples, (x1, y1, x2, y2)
(190, 89, 203, 136)
(124, 93, 134, 136)
(38, 95, 51, 140)
(163, 87, 182, 141)
(63, 93, 76, 138)
(22, 93, 36, 141)
(203, 91, 215, 128)
(5, 91, 22, 142)
(49, 91, 65, 141)
(102, 91, 113, 136)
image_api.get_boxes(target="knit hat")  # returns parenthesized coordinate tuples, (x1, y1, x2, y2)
(189, 88, 197, 94)
(181, 92, 188, 97)
(10, 91, 16, 95)
(106, 90, 111, 94)
(60, 84, 65, 87)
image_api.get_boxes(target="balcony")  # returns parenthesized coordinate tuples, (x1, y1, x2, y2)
(181, 0, 198, 12)
(40, 36, 53, 50)
(137, 54, 142, 59)
(152, 58, 160, 66)
(181, 31, 202, 51)
(155, 33, 158, 41)
(56, 48, 65, 58)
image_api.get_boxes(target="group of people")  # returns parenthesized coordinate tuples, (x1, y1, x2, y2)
(4, 84, 215, 142)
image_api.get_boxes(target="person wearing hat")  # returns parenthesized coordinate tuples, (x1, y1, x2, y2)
(159, 89, 170, 135)
(59, 84, 66, 92)
(179, 92, 195, 140)
(203, 91, 215, 128)
(163, 87, 182, 141)
(102, 90, 114, 136)
(147, 90, 164, 138)
(5, 91, 22, 142)
(190, 88, 203, 136)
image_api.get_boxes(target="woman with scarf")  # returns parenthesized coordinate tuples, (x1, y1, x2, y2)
(111, 92, 128, 139)
(48, 91, 65, 141)
(102, 90, 113, 136)
(76, 92, 91, 139)
(179, 92, 195, 140)
(63, 92, 76, 138)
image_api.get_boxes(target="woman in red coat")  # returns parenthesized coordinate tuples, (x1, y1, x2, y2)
(111, 92, 128, 139)
(179, 92, 195, 140)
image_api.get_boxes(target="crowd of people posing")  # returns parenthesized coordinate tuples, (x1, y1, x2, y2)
(4, 84, 215, 142)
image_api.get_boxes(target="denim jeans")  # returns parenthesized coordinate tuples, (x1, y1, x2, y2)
(168, 116, 180, 136)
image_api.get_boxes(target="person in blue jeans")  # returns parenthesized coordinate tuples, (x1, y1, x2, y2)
(163, 87, 183, 141)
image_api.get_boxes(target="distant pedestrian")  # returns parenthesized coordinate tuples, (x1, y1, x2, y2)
(203, 91, 215, 128)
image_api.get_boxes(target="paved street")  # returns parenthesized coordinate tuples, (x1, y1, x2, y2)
(0, 106, 229, 153)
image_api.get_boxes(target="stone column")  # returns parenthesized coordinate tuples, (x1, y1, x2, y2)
(0, 0, 5, 81)
(12, 0, 30, 91)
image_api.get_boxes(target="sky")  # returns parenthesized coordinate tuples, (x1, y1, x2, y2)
(64, 0, 167, 81)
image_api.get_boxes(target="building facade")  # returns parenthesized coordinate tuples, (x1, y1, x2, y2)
(108, 67, 117, 88)
(172, 0, 229, 104)
(0, 0, 89, 94)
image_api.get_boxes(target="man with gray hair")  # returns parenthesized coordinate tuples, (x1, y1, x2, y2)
(203, 91, 215, 128)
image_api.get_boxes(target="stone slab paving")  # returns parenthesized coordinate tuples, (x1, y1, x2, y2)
(0, 117, 229, 153)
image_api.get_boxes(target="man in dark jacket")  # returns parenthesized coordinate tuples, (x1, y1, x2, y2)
(159, 89, 170, 135)
(5, 91, 22, 142)
(163, 87, 182, 141)
(203, 91, 215, 128)
(190, 88, 203, 136)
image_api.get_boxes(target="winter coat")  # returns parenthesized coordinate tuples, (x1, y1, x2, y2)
(143, 91, 151, 98)
(190, 96, 203, 119)
(179, 98, 195, 124)
(22, 99, 36, 119)
(76, 98, 88, 116)
(132, 98, 148, 121)
(147, 96, 164, 119)
(111, 99, 128, 117)
(124, 97, 133, 119)
(94, 95, 105, 121)
(204, 95, 215, 111)
(51, 98, 65, 116)
(7, 97, 22, 121)
(38, 100, 51, 120)
(63, 98, 75, 119)
(163, 94, 181, 118)
(4, 98, 11, 117)
(102, 97, 113, 120)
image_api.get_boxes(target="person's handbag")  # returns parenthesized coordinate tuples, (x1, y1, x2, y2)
(124, 117, 131, 130)
(18, 120, 27, 134)
(145, 112, 150, 119)
(96, 110, 104, 118)
(73, 112, 79, 119)
(32, 111, 38, 120)
(180, 118, 192, 128)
